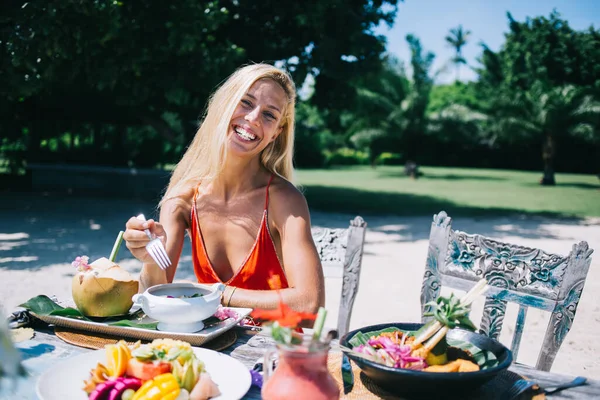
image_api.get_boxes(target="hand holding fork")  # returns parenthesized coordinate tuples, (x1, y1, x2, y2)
(124, 214, 172, 270)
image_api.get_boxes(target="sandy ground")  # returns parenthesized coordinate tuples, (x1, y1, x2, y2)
(1, 192, 599, 379)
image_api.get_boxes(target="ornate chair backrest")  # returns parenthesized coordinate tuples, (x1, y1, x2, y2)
(311, 216, 367, 338)
(421, 211, 593, 371)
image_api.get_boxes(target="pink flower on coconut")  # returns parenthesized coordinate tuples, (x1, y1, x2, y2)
(72, 255, 91, 271)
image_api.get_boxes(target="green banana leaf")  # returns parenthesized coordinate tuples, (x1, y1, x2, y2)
(19, 295, 159, 330)
(447, 337, 499, 369)
(348, 327, 399, 347)
(347, 327, 498, 369)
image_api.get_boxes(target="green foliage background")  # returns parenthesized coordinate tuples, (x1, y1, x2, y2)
(0, 0, 398, 171)
(1, 4, 599, 180)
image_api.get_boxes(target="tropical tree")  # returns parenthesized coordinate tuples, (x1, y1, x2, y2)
(402, 34, 436, 170)
(427, 81, 480, 114)
(492, 83, 600, 185)
(474, 11, 600, 178)
(476, 11, 600, 91)
(348, 35, 435, 175)
(348, 57, 410, 164)
(0, 0, 400, 169)
(445, 25, 471, 81)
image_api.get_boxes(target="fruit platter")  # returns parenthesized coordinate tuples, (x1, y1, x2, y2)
(36, 338, 252, 400)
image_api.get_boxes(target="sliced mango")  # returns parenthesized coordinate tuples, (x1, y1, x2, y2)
(105, 340, 132, 377)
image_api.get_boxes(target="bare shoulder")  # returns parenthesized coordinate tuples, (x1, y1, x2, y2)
(159, 185, 195, 227)
(268, 176, 310, 225)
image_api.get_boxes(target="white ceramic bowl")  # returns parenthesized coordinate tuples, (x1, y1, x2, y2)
(132, 282, 225, 333)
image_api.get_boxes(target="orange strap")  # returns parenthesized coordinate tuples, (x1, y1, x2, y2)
(190, 174, 288, 290)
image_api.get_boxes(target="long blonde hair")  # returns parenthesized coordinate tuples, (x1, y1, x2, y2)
(162, 63, 297, 204)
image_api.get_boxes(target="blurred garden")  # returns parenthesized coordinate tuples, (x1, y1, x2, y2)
(1, 1, 599, 217)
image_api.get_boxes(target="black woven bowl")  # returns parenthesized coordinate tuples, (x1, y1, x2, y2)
(340, 322, 513, 398)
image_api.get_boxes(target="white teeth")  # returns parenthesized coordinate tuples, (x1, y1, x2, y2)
(235, 127, 256, 141)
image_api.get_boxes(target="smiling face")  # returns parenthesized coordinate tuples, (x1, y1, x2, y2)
(228, 78, 288, 158)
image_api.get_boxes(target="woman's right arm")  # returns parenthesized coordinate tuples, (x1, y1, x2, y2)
(124, 197, 189, 291)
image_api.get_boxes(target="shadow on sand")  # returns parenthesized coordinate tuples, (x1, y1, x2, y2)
(301, 185, 584, 220)
(0, 190, 594, 272)
(515, 180, 600, 190)
(303, 185, 594, 247)
(376, 171, 508, 182)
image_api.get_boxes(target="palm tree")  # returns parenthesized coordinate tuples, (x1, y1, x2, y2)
(349, 36, 435, 177)
(348, 59, 410, 165)
(445, 25, 471, 81)
(494, 83, 600, 185)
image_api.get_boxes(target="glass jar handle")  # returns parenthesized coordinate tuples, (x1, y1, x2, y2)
(263, 347, 278, 383)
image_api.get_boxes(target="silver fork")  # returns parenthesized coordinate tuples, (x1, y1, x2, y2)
(508, 376, 587, 399)
(136, 214, 172, 270)
(507, 379, 536, 399)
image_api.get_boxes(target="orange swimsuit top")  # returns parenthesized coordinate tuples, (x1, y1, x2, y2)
(190, 175, 289, 290)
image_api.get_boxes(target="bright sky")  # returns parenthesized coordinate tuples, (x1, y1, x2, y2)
(377, 0, 600, 84)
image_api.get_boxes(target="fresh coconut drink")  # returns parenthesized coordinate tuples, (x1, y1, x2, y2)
(71, 231, 139, 317)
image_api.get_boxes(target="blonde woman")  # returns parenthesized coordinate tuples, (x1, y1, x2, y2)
(123, 64, 325, 315)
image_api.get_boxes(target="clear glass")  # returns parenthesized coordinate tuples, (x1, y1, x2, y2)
(262, 338, 340, 400)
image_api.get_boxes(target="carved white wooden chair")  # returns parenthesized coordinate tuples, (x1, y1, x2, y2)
(421, 211, 593, 371)
(311, 216, 367, 337)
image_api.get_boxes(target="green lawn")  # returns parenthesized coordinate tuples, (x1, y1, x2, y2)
(296, 166, 600, 218)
